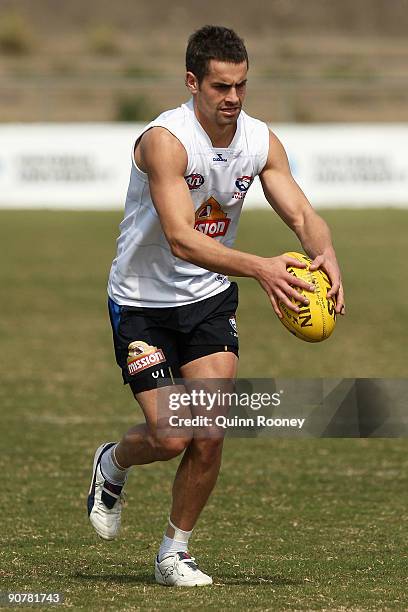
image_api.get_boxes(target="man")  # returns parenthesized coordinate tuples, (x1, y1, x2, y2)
(87, 25, 345, 587)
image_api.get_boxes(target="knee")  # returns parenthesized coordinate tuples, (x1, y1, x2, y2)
(193, 438, 224, 466)
(154, 435, 192, 461)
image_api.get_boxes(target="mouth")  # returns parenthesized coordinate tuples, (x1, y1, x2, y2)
(219, 107, 240, 117)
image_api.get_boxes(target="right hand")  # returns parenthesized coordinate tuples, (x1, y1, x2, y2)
(256, 254, 316, 319)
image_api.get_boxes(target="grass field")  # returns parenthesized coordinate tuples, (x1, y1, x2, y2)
(1, 208, 408, 610)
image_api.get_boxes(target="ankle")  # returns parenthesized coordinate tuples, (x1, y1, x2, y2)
(166, 516, 194, 540)
(100, 444, 129, 485)
(113, 443, 132, 470)
(158, 518, 193, 562)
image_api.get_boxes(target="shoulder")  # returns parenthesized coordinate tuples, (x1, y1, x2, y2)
(139, 127, 187, 175)
(141, 125, 185, 150)
(260, 129, 291, 173)
(141, 101, 192, 157)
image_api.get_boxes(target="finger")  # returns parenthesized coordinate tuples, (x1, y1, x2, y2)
(286, 286, 310, 305)
(335, 285, 346, 315)
(336, 301, 345, 315)
(284, 274, 315, 292)
(309, 255, 324, 271)
(327, 279, 340, 298)
(284, 256, 307, 269)
(333, 284, 344, 313)
(276, 289, 300, 314)
(269, 294, 283, 318)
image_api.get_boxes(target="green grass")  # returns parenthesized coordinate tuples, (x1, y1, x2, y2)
(237, 207, 408, 378)
(1, 209, 408, 610)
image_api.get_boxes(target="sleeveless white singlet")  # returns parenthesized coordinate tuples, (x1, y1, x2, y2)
(108, 98, 269, 307)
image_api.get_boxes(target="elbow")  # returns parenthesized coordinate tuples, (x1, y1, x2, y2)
(291, 206, 314, 236)
(291, 219, 305, 238)
(167, 233, 190, 261)
(165, 221, 197, 260)
(289, 213, 305, 235)
(169, 241, 185, 260)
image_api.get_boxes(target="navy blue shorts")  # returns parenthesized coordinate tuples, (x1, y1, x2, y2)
(108, 283, 239, 394)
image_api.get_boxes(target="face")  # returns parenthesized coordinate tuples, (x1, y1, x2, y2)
(186, 59, 248, 130)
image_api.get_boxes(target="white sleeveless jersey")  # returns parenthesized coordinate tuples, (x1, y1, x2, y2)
(108, 98, 269, 307)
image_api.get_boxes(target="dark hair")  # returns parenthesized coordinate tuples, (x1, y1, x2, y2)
(186, 25, 248, 83)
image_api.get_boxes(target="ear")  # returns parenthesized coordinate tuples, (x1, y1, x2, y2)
(185, 71, 199, 95)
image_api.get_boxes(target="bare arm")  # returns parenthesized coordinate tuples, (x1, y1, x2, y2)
(260, 130, 345, 315)
(139, 127, 316, 316)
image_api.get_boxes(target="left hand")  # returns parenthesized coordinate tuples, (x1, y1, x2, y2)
(309, 252, 345, 315)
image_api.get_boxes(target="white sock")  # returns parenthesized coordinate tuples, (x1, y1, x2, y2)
(100, 444, 129, 485)
(158, 519, 193, 562)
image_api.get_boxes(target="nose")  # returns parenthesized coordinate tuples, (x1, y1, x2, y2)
(225, 86, 240, 106)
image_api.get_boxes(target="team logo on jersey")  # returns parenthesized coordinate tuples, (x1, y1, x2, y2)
(194, 196, 230, 238)
(216, 274, 228, 284)
(229, 315, 238, 337)
(185, 173, 204, 190)
(212, 152, 228, 162)
(235, 176, 252, 192)
(233, 175, 253, 199)
(127, 340, 166, 375)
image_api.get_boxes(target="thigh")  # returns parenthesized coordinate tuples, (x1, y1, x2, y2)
(178, 282, 240, 371)
(179, 353, 237, 440)
(108, 298, 181, 394)
(180, 351, 238, 378)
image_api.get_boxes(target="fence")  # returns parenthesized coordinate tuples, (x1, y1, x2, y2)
(1, 75, 408, 123)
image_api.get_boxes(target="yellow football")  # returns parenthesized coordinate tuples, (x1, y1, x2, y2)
(279, 252, 337, 342)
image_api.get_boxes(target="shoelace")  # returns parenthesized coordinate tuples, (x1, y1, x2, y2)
(178, 555, 198, 570)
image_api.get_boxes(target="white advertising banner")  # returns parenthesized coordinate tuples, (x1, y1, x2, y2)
(272, 124, 408, 208)
(0, 123, 407, 209)
(0, 124, 142, 209)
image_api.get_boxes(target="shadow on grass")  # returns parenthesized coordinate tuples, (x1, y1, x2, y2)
(74, 572, 156, 585)
(74, 571, 301, 587)
(216, 575, 301, 587)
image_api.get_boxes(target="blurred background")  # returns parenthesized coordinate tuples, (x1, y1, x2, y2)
(1, 0, 408, 123)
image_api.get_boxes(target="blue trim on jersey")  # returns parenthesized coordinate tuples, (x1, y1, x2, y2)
(108, 297, 121, 334)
